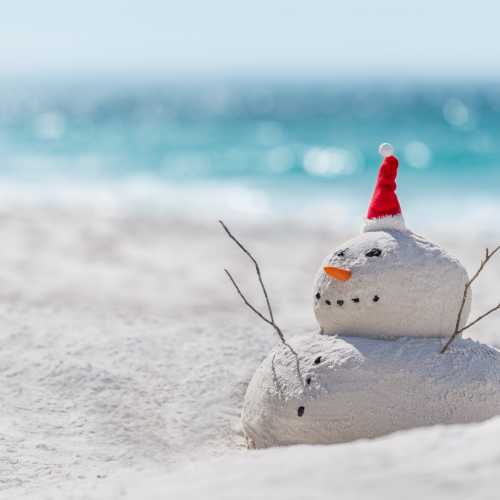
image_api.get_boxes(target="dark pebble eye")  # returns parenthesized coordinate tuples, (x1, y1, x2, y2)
(352, 298, 359, 303)
(314, 357, 321, 364)
(373, 295, 380, 302)
(337, 250, 345, 257)
(298, 406, 305, 417)
(315, 292, 321, 299)
(365, 248, 382, 257)
(337, 300, 344, 306)
(325, 300, 331, 305)
(306, 378, 311, 385)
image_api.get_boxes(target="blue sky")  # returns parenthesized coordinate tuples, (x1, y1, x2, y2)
(1, 0, 499, 80)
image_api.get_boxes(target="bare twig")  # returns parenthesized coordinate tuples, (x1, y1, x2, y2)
(441, 246, 500, 354)
(220, 220, 284, 342)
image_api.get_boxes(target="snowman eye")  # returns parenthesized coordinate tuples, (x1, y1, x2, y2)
(337, 248, 348, 257)
(365, 248, 382, 257)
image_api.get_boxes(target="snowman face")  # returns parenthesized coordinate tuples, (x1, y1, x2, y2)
(313, 229, 471, 339)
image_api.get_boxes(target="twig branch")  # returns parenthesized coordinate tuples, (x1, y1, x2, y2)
(220, 220, 284, 342)
(224, 269, 285, 342)
(457, 303, 500, 335)
(441, 246, 500, 354)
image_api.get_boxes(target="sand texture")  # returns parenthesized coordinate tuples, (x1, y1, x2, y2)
(0, 210, 499, 498)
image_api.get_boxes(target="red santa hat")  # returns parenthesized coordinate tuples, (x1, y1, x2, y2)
(361, 143, 406, 232)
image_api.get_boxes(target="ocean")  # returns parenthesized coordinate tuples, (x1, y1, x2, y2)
(0, 81, 499, 232)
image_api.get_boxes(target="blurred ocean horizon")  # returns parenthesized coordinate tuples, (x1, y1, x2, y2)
(0, 81, 499, 232)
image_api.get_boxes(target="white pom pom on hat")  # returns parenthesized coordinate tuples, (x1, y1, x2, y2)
(379, 143, 394, 157)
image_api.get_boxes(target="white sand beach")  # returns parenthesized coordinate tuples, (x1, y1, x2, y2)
(2, 0, 500, 495)
(1, 209, 500, 499)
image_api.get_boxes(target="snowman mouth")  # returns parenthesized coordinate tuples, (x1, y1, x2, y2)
(319, 296, 379, 306)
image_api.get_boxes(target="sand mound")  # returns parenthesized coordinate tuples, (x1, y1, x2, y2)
(30, 415, 500, 500)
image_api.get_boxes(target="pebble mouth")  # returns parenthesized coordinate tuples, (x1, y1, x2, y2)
(322, 297, 380, 306)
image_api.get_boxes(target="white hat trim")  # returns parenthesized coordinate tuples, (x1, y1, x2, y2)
(361, 214, 406, 233)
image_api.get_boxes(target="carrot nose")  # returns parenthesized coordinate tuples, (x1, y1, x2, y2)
(324, 266, 351, 281)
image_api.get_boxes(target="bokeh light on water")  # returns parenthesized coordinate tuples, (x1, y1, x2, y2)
(404, 142, 432, 169)
(0, 82, 499, 227)
(443, 99, 469, 127)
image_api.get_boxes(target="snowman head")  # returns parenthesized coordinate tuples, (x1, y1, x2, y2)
(313, 144, 471, 339)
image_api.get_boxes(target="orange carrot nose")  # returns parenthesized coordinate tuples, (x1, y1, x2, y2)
(324, 266, 351, 281)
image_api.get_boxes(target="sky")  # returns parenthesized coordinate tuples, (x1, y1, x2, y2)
(0, 0, 499, 81)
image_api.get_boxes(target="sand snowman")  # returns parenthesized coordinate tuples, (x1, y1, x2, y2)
(235, 144, 500, 449)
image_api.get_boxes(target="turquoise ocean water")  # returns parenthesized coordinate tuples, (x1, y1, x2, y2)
(0, 82, 499, 230)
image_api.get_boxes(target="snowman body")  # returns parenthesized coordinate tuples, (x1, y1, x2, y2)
(240, 144, 500, 449)
(242, 333, 500, 449)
